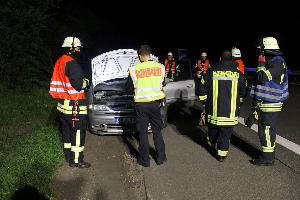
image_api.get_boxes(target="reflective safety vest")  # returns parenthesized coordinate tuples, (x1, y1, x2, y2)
(250, 56, 288, 103)
(207, 70, 240, 126)
(129, 61, 165, 102)
(164, 59, 176, 74)
(196, 59, 210, 73)
(49, 55, 86, 100)
(234, 59, 245, 74)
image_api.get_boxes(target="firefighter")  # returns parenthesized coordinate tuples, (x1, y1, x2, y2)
(232, 47, 245, 74)
(246, 37, 289, 166)
(49, 36, 91, 168)
(129, 45, 167, 167)
(203, 50, 246, 162)
(195, 52, 210, 103)
(195, 52, 210, 77)
(164, 52, 176, 80)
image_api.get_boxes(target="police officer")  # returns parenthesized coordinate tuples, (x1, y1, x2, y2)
(203, 50, 246, 162)
(247, 37, 288, 166)
(49, 36, 91, 168)
(129, 45, 167, 167)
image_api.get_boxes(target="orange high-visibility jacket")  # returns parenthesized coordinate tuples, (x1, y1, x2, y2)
(49, 55, 86, 100)
(234, 59, 245, 74)
(197, 59, 210, 72)
(164, 59, 176, 74)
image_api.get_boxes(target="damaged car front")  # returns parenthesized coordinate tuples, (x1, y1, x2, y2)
(88, 49, 159, 134)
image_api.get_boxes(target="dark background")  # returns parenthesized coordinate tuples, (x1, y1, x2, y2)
(61, 0, 298, 69)
(1, 0, 299, 86)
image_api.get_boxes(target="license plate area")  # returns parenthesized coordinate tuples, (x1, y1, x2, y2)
(114, 117, 136, 124)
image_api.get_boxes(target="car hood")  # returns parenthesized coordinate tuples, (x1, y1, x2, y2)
(91, 49, 158, 89)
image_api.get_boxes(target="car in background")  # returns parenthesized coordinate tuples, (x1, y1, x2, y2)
(88, 49, 196, 135)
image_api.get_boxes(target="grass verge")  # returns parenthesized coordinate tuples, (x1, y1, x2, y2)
(0, 85, 64, 199)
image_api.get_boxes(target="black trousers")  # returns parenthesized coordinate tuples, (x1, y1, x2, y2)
(59, 113, 87, 164)
(135, 101, 166, 163)
(207, 125, 233, 157)
(258, 111, 279, 161)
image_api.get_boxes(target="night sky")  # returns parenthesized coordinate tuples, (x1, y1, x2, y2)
(57, 0, 299, 69)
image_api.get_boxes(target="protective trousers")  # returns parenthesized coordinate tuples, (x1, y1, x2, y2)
(207, 125, 233, 157)
(258, 111, 279, 161)
(135, 101, 166, 164)
(59, 113, 87, 164)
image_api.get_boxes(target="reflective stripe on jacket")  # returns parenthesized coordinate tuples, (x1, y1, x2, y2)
(207, 71, 240, 126)
(49, 55, 86, 100)
(250, 56, 288, 103)
(204, 60, 246, 127)
(257, 102, 283, 112)
(129, 60, 165, 102)
(164, 59, 176, 73)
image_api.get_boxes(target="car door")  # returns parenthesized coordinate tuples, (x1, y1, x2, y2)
(163, 59, 196, 104)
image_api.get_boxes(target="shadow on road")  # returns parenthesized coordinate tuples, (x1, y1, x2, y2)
(167, 101, 218, 159)
(168, 100, 260, 160)
(121, 134, 139, 159)
(121, 133, 157, 161)
(231, 133, 260, 159)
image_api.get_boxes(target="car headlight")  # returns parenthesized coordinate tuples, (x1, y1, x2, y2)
(88, 104, 109, 111)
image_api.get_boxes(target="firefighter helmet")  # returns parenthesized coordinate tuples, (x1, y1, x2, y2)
(167, 52, 173, 56)
(258, 37, 279, 50)
(232, 48, 241, 58)
(201, 52, 207, 57)
(62, 37, 82, 48)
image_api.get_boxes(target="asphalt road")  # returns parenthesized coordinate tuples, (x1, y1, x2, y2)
(141, 85, 300, 200)
(52, 84, 300, 200)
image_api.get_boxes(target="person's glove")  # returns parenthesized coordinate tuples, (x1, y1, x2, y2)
(82, 78, 90, 90)
(244, 110, 258, 128)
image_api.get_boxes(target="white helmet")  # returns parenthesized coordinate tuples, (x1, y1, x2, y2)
(258, 37, 279, 50)
(62, 37, 82, 48)
(167, 52, 173, 56)
(232, 48, 241, 58)
(201, 52, 207, 57)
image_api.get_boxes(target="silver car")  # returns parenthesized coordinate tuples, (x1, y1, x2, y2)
(88, 49, 196, 135)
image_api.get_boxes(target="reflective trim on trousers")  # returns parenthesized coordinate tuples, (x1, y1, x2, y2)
(199, 95, 207, 101)
(64, 143, 71, 149)
(218, 150, 228, 157)
(262, 145, 275, 153)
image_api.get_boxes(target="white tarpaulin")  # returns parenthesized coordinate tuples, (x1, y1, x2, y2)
(91, 49, 158, 87)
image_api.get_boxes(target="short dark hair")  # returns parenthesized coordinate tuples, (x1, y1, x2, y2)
(138, 44, 151, 56)
(221, 50, 232, 61)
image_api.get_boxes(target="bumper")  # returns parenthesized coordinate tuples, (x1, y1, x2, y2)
(88, 110, 136, 135)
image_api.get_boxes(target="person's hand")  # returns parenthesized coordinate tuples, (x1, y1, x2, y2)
(82, 78, 90, 90)
(199, 112, 206, 126)
(244, 111, 257, 128)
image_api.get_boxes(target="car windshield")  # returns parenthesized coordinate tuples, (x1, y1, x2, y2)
(93, 77, 131, 93)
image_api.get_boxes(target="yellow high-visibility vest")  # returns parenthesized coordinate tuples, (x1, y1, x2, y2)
(129, 60, 165, 102)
